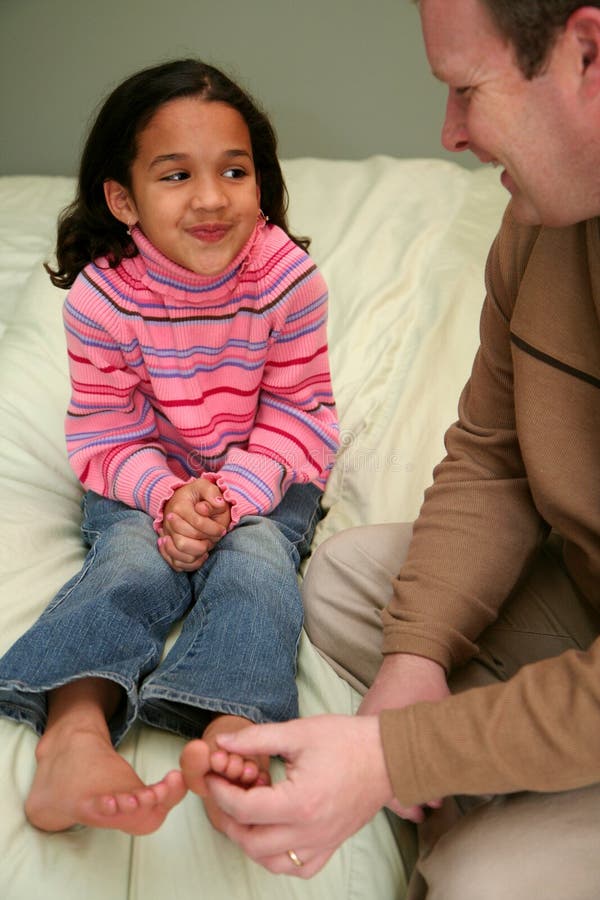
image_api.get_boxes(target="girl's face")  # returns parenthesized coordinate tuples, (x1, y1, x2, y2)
(105, 97, 261, 276)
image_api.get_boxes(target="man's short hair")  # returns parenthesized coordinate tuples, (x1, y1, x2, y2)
(481, 1, 600, 78)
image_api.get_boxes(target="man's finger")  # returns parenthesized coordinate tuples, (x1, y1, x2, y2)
(206, 776, 299, 826)
(213, 719, 300, 761)
(252, 847, 335, 878)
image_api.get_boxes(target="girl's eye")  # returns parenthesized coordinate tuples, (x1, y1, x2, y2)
(161, 171, 189, 182)
(223, 167, 246, 180)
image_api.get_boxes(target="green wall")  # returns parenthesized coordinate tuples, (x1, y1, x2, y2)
(0, 0, 476, 175)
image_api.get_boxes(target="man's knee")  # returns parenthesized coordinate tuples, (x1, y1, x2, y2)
(302, 522, 413, 619)
(301, 523, 413, 693)
(302, 529, 364, 614)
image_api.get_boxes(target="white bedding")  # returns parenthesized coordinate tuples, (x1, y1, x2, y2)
(0, 157, 507, 899)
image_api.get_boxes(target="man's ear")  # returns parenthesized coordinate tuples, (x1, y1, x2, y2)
(103, 180, 138, 228)
(567, 7, 600, 97)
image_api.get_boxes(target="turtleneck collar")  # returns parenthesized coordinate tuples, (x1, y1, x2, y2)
(127, 219, 266, 303)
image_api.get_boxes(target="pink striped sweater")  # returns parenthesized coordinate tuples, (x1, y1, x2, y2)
(64, 221, 339, 528)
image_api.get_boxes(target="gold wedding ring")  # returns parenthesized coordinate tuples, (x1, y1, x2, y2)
(287, 849, 304, 868)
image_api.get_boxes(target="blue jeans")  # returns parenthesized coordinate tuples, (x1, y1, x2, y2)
(0, 484, 323, 744)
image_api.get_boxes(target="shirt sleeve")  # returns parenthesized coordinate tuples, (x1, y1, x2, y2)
(379, 634, 600, 805)
(63, 277, 193, 520)
(382, 208, 548, 671)
(204, 261, 339, 524)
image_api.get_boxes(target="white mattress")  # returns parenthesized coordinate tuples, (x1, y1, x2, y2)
(0, 157, 508, 899)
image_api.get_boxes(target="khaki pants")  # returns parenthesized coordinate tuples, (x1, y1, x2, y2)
(302, 524, 600, 900)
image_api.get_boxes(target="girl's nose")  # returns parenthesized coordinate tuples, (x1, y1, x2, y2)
(190, 177, 227, 211)
(441, 91, 470, 153)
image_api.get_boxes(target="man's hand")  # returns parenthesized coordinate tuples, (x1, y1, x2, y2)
(358, 653, 450, 822)
(158, 478, 231, 571)
(200, 715, 395, 878)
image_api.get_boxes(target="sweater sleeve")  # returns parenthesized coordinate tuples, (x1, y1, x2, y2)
(63, 276, 192, 518)
(382, 207, 548, 671)
(204, 260, 339, 524)
(379, 634, 600, 805)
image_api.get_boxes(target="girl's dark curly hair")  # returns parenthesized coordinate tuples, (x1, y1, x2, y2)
(46, 58, 309, 289)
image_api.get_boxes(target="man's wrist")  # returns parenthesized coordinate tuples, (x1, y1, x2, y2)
(360, 652, 449, 718)
(379, 652, 446, 680)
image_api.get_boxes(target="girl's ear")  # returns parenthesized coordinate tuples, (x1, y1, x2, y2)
(103, 180, 138, 228)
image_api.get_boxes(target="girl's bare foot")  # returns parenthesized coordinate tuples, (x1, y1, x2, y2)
(180, 715, 270, 833)
(25, 727, 186, 835)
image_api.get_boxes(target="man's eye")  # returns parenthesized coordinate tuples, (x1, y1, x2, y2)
(455, 86, 472, 97)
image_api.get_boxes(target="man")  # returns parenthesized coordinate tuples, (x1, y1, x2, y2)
(181, 2, 600, 896)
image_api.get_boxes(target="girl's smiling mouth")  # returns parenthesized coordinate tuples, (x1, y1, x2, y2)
(188, 223, 232, 243)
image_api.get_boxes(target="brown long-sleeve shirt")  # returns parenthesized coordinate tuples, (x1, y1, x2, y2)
(380, 205, 600, 806)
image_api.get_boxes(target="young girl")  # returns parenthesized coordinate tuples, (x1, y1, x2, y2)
(0, 59, 338, 836)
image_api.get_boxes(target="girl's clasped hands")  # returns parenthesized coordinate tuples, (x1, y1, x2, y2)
(158, 479, 232, 571)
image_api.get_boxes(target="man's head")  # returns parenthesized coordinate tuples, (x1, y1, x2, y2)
(480, 1, 600, 78)
(419, 0, 600, 226)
